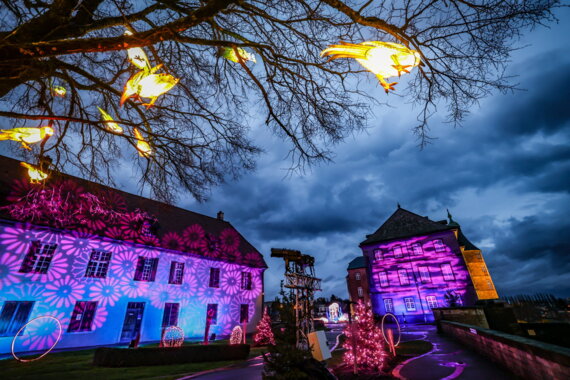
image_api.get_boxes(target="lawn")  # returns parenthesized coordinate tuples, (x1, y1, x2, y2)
(0, 340, 269, 380)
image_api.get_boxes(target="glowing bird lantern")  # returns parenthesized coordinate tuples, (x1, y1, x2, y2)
(120, 66, 178, 107)
(124, 30, 152, 72)
(51, 86, 67, 97)
(97, 107, 123, 134)
(220, 47, 256, 63)
(20, 162, 48, 184)
(133, 128, 152, 158)
(321, 41, 421, 93)
(0, 126, 54, 150)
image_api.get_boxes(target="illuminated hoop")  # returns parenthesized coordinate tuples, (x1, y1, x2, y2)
(381, 313, 401, 347)
(11, 315, 63, 362)
(162, 326, 184, 347)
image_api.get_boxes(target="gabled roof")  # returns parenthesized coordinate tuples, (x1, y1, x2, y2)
(0, 155, 266, 268)
(360, 207, 455, 246)
(347, 256, 368, 270)
(457, 229, 480, 251)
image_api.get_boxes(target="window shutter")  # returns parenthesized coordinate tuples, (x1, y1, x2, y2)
(81, 302, 97, 331)
(150, 258, 159, 281)
(68, 302, 85, 332)
(20, 241, 40, 273)
(168, 262, 176, 284)
(134, 257, 144, 281)
(0, 302, 17, 335)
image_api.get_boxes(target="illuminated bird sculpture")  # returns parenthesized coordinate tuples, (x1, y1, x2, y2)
(120, 65, 179, 107)
(0, 126, 54, 150)
(51, 86, 67, 97)
(97, 107, 123, 134)
(124, 30, 152, 72)
(133, 128, 152, 158)
(321, 41, 421, 93)
(219, 47, 256, 63)
(20, 162, 48, 184)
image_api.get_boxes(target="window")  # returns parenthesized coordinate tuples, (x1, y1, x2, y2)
(209, 268, 220, 288)
(393, 245, 403, 258)
(19, 241, 57, 274)
(377, 271, 389, 287)
(134, 257, 159, 282)
(355, 272, 361, 281)
(426, 296, 438, 309)
(441, 263, 455, 281)
(206, 304, 218, 325)
(373, 249, 382, 261)
(0, 301, 34, 336)
(398, 269, 410, 286)
(241, 272, 252, 290)
(383, 298, 394, 313)
(162, 303, 180, 327)
(85, 250, 112, 278)
(404, 297, 416, 311)
(411, 243, 423, 255)
(418, 266, 431, 283)
(168, 262, 185, 285)
(357, 287, 363, 298)
(434, 239, 446, 253)
(240, 304, 249, 323)
(68, 301, 97, 332)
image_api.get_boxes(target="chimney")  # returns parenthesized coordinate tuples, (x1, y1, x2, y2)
(216, 211, 224, 221)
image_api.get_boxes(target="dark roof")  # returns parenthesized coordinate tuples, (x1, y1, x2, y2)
(457, 229, 480, 250)
(360, 207, 455, 246)
(0, 155, 266, 268)
(347, 256, 367, 270)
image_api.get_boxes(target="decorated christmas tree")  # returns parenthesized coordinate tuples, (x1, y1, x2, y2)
(343, 300, 386, 374)
(253, 307, 275, 346)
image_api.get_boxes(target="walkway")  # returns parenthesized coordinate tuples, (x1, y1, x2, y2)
(394, 325, 516, 380)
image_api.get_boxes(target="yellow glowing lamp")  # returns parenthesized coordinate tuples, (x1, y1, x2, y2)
(133, 128, 152, 158)
(220, 47, 256, 63)
(136, 73, 179, 107)
(51, 86, 67, 97)
(124, 30, 152, 72)
(321, 41, 421, 93)
(0, 126, 54, 150)
(97, 107, 123, 134)
(20, 162, 48, 184)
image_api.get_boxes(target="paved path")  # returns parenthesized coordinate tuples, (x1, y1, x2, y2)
(394, 325, 516, 380)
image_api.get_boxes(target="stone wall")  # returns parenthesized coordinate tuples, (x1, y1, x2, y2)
(440, 320, 570, 380)
(433, 307, 489, 328)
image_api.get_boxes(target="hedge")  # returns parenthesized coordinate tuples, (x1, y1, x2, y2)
(93, 344, 250, 367)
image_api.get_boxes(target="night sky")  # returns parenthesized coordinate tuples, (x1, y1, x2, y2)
(183, 7, 570, 301)
(2, 8, 569, 301)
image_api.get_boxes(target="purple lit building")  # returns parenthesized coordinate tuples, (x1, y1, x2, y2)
(0, 156, 266, 355)
(359, 206, 498, 323)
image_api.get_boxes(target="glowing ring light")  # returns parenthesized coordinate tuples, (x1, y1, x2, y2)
(381, 313, 401, 347)
(11, 315, 63, 362)
(161, 326, 184, 347)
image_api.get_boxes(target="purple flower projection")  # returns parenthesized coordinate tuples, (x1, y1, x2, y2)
(44, 276, 84, 309)
(89, 278, 121, 307)
(0, 253, 20, 290)
(149, 284, 173, 308)
(110, 250, 138, 278)
(17, 311, 68, 351)
(119, 277, 149, 298)
(60, 232, 98, 257)
(182, 224, 206, 250)
(161, 232, 183, 251)
(1, 223, 35, 254)
(220, 269, 241, 295)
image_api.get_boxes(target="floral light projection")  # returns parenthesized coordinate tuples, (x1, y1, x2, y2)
(161, 231, 183, 251)
(321, 41, 421, 93)
(110, 250, 137, 278)
(43, 276, 84, 309)
(89, 277, 121, 307)
(0, 252, 21, 290)
(220, 269, 241, 295)
(17, 309, 70, 351)
(97, 107, 124, 134)
(150, 284, 173, 308)
(11, 316, 62, 362)
(0, 223, 35, 253)
(229, 325, 243, 345)
(0, 126, 54, 150)
(20, 162, 48, 184)
(90, 306, 109, 330)
(182, 224, 206, 250)
(60, 232, 99, 257)
(119, 277, 149, 298)
(197, 286, 219, 305)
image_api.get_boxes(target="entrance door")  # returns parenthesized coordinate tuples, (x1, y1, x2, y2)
(120, 302, 145, 342)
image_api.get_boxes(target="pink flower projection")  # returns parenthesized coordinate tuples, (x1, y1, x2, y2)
(137, 234, 160, 247)
(0, 253, 21, 290)
(162, 232, 184, 251)
(220, 269, 241, 295)
(173, 278, 198, 304)
(243, 251, 265, 268)
(230, 295, 254, 323)
(241, 271, 262, 300)
(60, 232, 99, 257)
(103, 226, 126, 241)
(110, 250, 138, 278)
(91, 306, 109, 330)
(150, 284, 173, 308)
(197, 286, 219, 305)
(27, 252, 69, 284)
(216, 297, 234, 333)
(118, 212, 144, 241)
(89, 277, 121, 307)
(219, 228, 240, 256)
(17, 311, 69, 351)
(7, 283, 45, 300)
(182, 224, 206, 250)
(44, 276, 84, 308)
(119, 278, 149, 298)
(0, 223, 36, 254)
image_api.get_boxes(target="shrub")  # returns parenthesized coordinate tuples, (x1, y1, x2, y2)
(93, 344, 250, 367)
